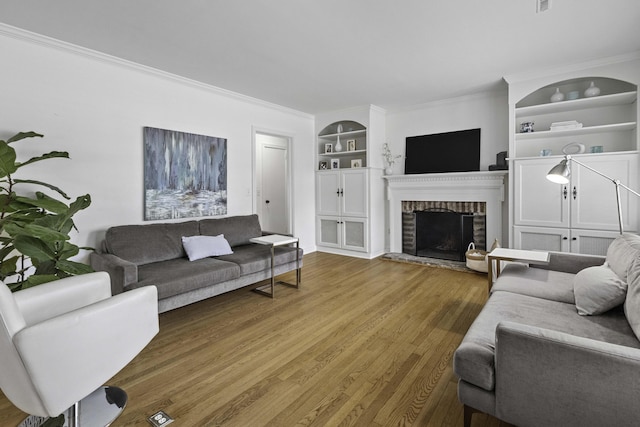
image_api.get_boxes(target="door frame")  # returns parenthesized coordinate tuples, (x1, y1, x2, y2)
(252, 126, 294, 234)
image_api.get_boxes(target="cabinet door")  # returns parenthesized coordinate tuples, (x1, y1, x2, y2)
(341, 169, 368, 217)
(316, 216, 341, 248)
(513, 225, 570, 252)
(342, 217, 368, 252)
(316, 171, 341, 216)
(514, 158, 569, 228)
(570, 229, 619, 256)
(571, 154, 638, 232)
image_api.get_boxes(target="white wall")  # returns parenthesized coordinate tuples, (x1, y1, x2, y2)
(385, 90, 510, 174)
(0, 27, 317, 260)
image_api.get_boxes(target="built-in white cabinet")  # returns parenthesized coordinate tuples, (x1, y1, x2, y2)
(316, 168, 369, 253)
(505, 65, 640, 256)
(314, 110, 386, 259)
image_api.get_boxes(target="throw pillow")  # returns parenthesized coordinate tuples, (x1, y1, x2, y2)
(606, 233, 640, 283)
(182, 235, 233, 261)
(574, 264, 627, 315)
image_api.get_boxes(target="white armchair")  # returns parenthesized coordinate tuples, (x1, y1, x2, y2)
(0, 271, 159, 426)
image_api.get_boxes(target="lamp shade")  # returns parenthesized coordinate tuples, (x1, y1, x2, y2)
(547, 159, 571, 184)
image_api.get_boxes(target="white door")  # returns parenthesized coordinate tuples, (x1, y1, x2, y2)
(341, 169, 368, 217)
(316, 171, 341, 216)
(256, 133, 290, 234)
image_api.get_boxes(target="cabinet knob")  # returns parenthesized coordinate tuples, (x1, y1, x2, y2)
(563, 186, 568, 199)
(573, 186, 577, 199)
(572, 237, 577, 241)
(562, 237, 568, 240)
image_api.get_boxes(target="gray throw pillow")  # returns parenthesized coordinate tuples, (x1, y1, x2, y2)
(606, 233, 640, 283)
(574, 264, 627, 315)
(624, 256, 640, 340)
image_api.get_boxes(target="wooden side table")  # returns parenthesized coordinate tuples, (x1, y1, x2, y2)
(487, 248, 550, 292)
(249, 234, 300, 298)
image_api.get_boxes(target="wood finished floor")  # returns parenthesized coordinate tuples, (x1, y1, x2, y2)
(0, 252, 511, 427)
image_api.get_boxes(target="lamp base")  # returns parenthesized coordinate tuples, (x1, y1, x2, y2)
(18, 386, 127, 427)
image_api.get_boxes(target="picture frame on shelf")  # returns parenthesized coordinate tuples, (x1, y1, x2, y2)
(325, 143, 333, 153)
(347, 139, 356, 151)
(331, 158, 340, 169)
(319, 161, 328, 170)
(351, 159, 362, 168)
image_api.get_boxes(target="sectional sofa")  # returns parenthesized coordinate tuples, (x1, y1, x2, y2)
(454, 233, 640, 427)
(90, 214, 302, 313)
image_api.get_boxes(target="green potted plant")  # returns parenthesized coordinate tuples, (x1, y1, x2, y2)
(0, 131, 93, 291)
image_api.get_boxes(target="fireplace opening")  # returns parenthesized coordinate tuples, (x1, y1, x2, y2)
(413, 210, 475, 261)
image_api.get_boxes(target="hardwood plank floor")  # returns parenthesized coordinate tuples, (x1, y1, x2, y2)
(0, 252, 512, 426)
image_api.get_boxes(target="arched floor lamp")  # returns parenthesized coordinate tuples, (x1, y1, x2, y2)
(546, 155, 640, 234)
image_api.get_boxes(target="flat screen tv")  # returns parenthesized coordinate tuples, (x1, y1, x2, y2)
(405, 128, 480, 174)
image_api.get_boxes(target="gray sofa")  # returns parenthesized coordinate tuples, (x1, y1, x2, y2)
(90, 214, 302, 313)
(454, 233, 640, 427)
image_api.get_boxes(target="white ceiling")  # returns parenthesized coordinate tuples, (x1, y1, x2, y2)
(1, 0, 639, 114)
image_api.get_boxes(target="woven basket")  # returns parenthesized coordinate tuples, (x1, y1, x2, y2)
(465, 242, 488, 273)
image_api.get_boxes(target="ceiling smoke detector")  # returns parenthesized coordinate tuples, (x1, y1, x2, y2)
(537, 0, 552, 13)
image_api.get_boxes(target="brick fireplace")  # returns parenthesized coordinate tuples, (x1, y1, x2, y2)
(384, 171, 507, 255)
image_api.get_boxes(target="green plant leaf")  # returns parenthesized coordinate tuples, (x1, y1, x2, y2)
(15, 193, 69, 214)
(18, 151, 69, 168)
(56, 259, 94, 275)
(0, 141, 18, 178)
(6, 131, 43, 143)
(0, 255, 19, 277)
(6, 222, 69, 241)
(13, 235, 57, 263)
(12, 179, 71, 200)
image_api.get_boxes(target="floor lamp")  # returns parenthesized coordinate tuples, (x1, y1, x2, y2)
(546, 154, 640, 234)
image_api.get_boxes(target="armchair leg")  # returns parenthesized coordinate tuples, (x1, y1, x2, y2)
(464, 404, 477, 427)
(19, 386, 127, 427)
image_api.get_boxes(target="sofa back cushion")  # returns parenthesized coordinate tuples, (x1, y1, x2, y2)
(105, 221, 199, 265)
(606, 233, 640, 283)
(199, 214, 262, 247)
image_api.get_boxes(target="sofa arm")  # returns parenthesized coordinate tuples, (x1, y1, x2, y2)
(495, 321, 640, 426)
(89, 252, 138, 294)
(531, 251, 605, 274)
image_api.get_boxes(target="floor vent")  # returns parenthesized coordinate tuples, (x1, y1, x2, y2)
(147, 411, 174, 427)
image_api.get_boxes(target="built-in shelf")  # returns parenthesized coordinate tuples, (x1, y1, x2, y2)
(319, 149, 366, 157)
(515, 122, 637, 141)
(515, 91, 637, 117)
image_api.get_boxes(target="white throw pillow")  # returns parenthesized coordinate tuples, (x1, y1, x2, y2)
(574, 264, 627, 315)
(182, 235, 233, 261)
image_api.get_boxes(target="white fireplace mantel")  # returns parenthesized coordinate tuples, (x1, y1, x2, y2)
(384, 171, 507, 253)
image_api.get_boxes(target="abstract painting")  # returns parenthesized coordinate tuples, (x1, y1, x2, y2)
(144, 127, 227, 220)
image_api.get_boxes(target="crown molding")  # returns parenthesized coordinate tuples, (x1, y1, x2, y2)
(0, 23, 314, 120)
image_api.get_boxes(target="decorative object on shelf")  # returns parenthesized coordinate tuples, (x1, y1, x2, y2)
(550, 87, 565, 103)
(336, 123, 343, 133)
(550, 120, 583, 131)
(319, 161, 328, 170)
(520, 121, 535, 133)
(584, 81, 601, 98)
(547, 155, 640, 233)
(540, 149, 552, 156)
(590, 145, 604, 153)
(347, 139, 356, 151)
(561, 142, 586, 155)
(382, 143, 401, 175)
(334, 137, 343, 152)
(324, 143, 333, 153)
(331, 158, 340, 169)
(351, 159, 362, 168)
(567, 90, 580, 100)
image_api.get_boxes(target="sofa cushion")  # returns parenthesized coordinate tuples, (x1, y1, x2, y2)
(131, 257, 241, 299)
(574, 264, 627, 315)
(105, 221, 199, 265)
(199, 214, 262, 247)
(624, 256, 640, 340)
(606, 233, 640, 283)
(216, 244, 302, 275)
(453, 291, 639, 392)
(490, 263, 576, 304)
(182, 235, 233, 261)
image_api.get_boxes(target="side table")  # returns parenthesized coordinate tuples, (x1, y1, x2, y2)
(487, 248, 550, 292)
(249, 234, 300, 298)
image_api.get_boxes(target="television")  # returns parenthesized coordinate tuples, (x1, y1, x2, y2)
(405, 128, 481, 174)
